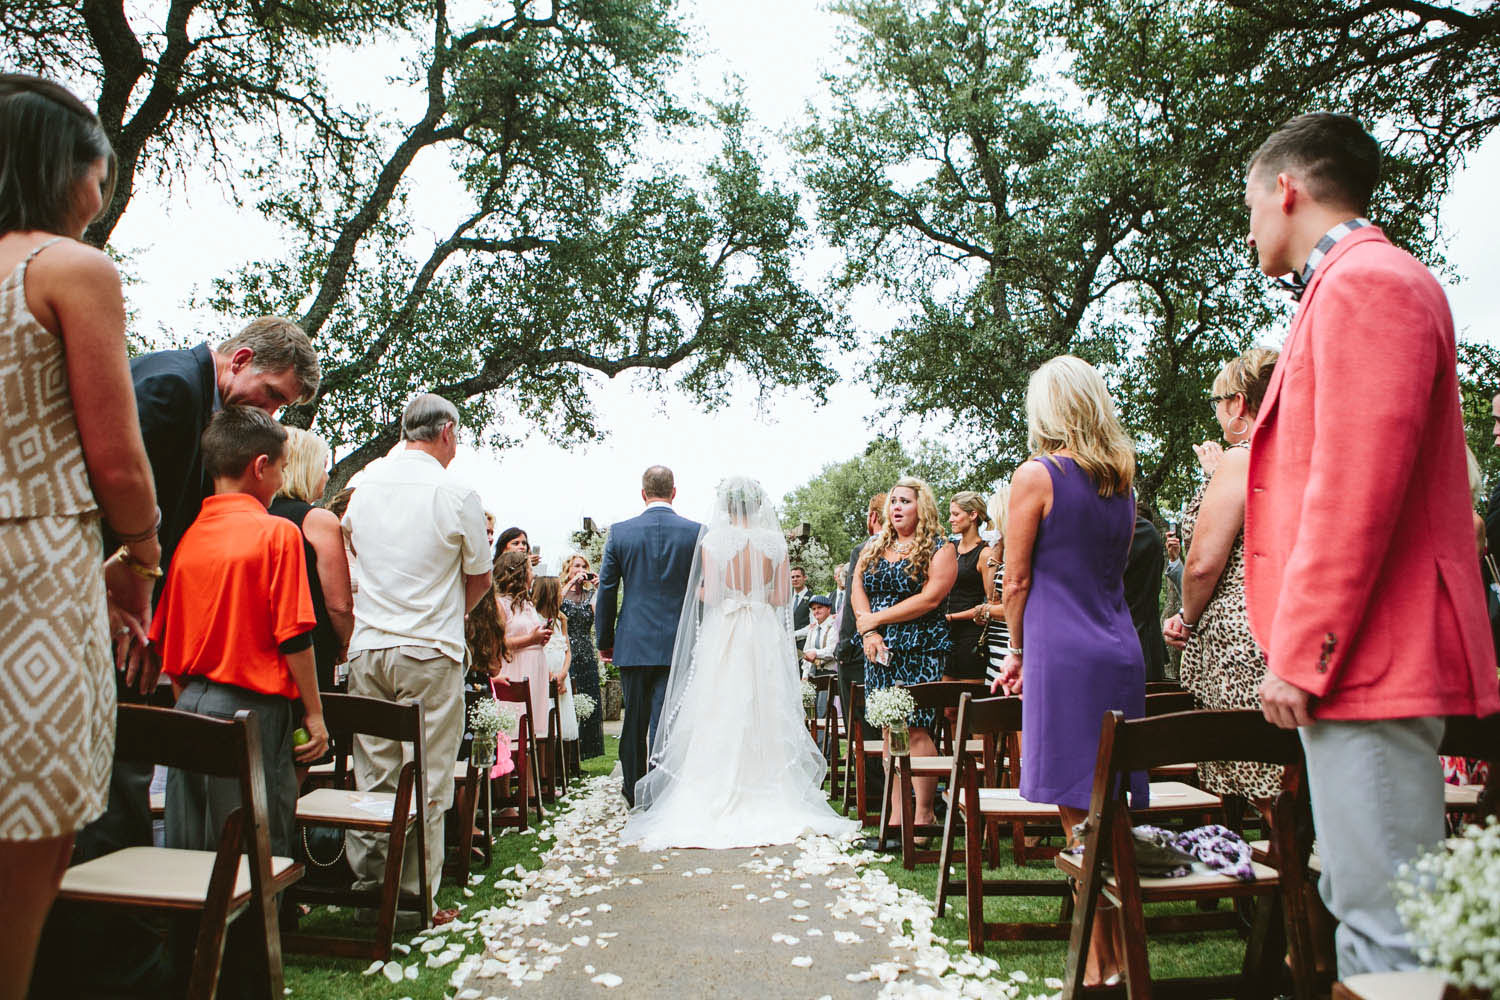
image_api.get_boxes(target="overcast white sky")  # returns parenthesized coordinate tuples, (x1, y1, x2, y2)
(108, 0, 1499, 571)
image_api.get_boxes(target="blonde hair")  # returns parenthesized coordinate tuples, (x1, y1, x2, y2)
(1211, 347, 1280, 417)
(1026, 356, 1135, 497)
(275, 427, 331, 502)
(856, 476, 944, 584)
(988, 479, 1011, 540)
(950, 490, 990, 530)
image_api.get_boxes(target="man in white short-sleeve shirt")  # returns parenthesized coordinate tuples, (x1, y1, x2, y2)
(342, 393, 491, 921)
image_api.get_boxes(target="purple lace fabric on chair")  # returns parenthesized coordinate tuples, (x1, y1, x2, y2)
(1137, 823, 1256, 881)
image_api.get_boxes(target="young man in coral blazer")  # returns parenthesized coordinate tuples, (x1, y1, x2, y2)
(1243, 113, 1500, 977)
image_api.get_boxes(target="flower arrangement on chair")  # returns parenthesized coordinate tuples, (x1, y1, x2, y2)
(864, 686, 916, 756)
(468, 699, 519, 768)
(1395, 815, 1500, 994)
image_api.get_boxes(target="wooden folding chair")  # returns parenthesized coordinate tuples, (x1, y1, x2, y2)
(877, 680, 988, 869)
(805, 672, 841, 789)
(281, 693, 429, 960)
(535, 677, 567, 803)
(490, 676, 545, 832)
(934, 693, 1075, 948)
(844, 683, 884, 825)
(58, 705, 302, 1000)
(1057, 709, 1314, 1000)
(1439, 712, 1500, 824)
(1007, 690, 1201, 868)
(445, 756, 484, 886)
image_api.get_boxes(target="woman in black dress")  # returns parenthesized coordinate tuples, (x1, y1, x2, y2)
(942, 490, 995, 682)
(561, 552, 605, 759)
(269, 428, 352, 691)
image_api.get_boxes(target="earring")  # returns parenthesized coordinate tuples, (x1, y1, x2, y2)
(1227, 415, 1250, 440)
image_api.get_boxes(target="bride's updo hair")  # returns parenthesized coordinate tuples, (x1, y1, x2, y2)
(719, 476, 767, 520)
(856, 476, 944, 584)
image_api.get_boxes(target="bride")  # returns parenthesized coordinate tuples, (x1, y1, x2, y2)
(619, 477, 860, 850)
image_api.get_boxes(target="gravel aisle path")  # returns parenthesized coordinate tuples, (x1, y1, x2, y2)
(409, 772, 1049, 999)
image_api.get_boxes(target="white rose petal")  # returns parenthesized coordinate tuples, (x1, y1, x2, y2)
(591, 972, 624, 988)
(791, 955, 813, 968)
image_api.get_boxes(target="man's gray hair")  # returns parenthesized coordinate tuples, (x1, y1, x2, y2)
(401, 393, 460, 442)
(218, 316, 321, 404)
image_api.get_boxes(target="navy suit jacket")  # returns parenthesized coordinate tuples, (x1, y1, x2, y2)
(102, 344, 216, 575)
(594, 505, 703, 667)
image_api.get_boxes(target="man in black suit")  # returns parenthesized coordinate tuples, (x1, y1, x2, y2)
(37, 317, 319, 994)
(790, 565, 813, 651)
(1124, 511, 1170, 684)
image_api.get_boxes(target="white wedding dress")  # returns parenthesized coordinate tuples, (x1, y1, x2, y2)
(619, 477, 860, 850)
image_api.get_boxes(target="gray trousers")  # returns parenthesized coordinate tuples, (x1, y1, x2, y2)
(1300, 716, 1445, 976)
(166, 677, 297, 857)
(346, 646, 464, 905)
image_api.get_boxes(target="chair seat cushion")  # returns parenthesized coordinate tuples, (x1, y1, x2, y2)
(297, 788, 416, 826)
(1054, 848, 1278, 896)
(1337, 971, 1455, 1000)
(955, 781, 1220, 820)
(59, 847, 300, 909)
(904, 755, 954, 775)
(1444, 783, 1480, 807)
(1248, 839, 1322, 874)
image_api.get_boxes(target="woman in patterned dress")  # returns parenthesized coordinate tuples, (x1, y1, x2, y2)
(852, 477, 957, 831)
(1164, 348, 1283, 807)
(561, 553, 605, 759)
(0, 75, 160, 997)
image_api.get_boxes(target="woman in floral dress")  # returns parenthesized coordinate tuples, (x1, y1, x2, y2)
(852, 477, 957, 831)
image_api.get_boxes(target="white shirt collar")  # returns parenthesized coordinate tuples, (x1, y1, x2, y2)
(644, 500, 674, 511)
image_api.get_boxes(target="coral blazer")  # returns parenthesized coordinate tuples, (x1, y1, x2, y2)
(1244, 226, 1500, 721)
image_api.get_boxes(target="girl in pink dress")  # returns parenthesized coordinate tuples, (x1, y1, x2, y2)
(493, 551, 554, 737)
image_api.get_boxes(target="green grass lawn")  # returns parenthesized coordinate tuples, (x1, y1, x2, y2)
(282, 735, 619, 999)
(853, 794, 1253, 989)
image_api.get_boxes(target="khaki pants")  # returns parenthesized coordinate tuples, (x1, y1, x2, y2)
(345, 646, 464, 904)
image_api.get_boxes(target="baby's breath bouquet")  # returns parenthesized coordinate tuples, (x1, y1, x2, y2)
(1394, 815, 1500, 992)
(573, 692, 597, 725)
(801, 679, 817, 716)
(468, 699, 519, 765)
(864, 686, 916, 755)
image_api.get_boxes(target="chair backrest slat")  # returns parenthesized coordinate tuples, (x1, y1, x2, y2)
(320, 692, 423, 743)
(900, 680, 990, 711)
(1439, 713, 1500, 761)
(1105, 708, 1304, 774)
(114, 704, 248, 776)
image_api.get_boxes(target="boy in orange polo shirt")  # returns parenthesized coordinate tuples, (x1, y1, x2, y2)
(149, 406, 329, 996)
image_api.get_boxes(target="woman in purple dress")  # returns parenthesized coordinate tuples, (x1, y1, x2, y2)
(995, 355, 1146, 986)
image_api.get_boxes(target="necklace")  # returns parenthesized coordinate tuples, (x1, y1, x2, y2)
(889, 538, 915, 556)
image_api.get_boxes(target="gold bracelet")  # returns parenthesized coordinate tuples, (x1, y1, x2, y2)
(115, 545, 163, 580)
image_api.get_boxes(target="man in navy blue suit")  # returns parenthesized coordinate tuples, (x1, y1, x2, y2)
(596, 466, 703, 806)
